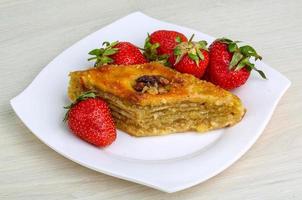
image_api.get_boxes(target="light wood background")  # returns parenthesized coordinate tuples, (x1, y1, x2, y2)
(1, 0, 301, 199)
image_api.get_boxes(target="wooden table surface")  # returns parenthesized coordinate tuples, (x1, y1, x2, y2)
(1, 0, 301, 199)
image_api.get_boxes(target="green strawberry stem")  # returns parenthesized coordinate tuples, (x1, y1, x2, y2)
(218, 37, 267, 79)
(143, 33, 170, 66)
(63, 91, 96, 122)
(173, 34, 208, 66)
(88, 41, 119, 67)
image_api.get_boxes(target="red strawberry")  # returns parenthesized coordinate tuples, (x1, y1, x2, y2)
(169, 35, 209, 78)
(88, 41, 146, 67)
(208, 38, 266, 90)
(64, 92, 116, 147)
(143, 30, 188, 66)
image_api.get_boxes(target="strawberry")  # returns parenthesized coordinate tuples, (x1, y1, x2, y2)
(208, 38, 266, 90)
(143, 30, 188, 66)
(64, 92, 116, 147)
(169, 34, 209, 78)
(88, 41, 146, 67)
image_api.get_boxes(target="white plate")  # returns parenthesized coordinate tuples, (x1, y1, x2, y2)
(10, 12, 290, 193)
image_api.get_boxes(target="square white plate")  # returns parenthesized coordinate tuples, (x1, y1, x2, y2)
(10, 12, 290, 193)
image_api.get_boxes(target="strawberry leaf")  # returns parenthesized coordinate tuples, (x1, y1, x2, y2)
(219, 37, 233, 44)
(152, 43, 160, 49)
(198, 41, 208, 49)
(88, 49, 101, 56)
(235, 57, 250, 71)
(188, 53, 200, 65)
(158, 54, 171, 66)
(229, 52, 243, 69)
(145, 42, 152, 48)
(174, 46, 182, 56)
(254, 67, 267, 79)
(175, 54, 185, 65)
(188, 53, 199, 61)
(87, 56, 97, 61)
(78, 91, 96, 100)
(100, 56, 113, 65)
(175, 36, 182, 43)
(196, 48, 204, 60)
(188, 52, 200, 66)
(109, 41, 119, 48)
(239, 45, 262, 60)
(103, 48, 118, 56)
(235, 58, 267, 79)
(159, 54, 169, 59)
(228, 42, 238, 53)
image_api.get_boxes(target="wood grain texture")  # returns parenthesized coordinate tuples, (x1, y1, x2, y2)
(0, 0, 301, 199)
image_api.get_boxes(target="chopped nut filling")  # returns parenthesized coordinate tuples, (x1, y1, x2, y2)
(133, 75, 170, 94)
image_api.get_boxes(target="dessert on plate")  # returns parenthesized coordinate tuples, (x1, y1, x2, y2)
(68, 62, 245, 136)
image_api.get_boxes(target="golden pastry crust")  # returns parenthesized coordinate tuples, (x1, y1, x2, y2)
(69, 62, 236, 105)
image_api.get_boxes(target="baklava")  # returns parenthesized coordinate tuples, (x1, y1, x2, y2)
(68, 62, 245, 136)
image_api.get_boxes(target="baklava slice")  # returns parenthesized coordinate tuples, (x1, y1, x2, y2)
(68, 62, 245, 136)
